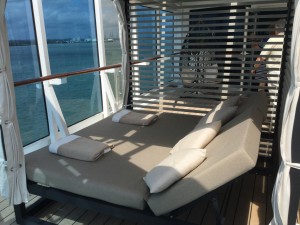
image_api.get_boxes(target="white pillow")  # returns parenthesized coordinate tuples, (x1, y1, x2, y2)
(197, 106, 237, 127)
(170, 121, 221, 154)
(143, 148, 206, 193)
(214, 95, 240, 110)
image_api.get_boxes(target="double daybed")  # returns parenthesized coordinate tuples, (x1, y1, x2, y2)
(21, 92, 268, 225)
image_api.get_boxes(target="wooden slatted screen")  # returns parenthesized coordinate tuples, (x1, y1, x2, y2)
(128, 0, 291, 156)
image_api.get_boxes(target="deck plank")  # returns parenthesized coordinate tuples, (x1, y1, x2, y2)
(46, 204, 76, 224)
(176, 208, 191, 222)
(200, 185, 229, 225)
(0, 197, 10, 213)
(35, 201, 65, 222)
(73, 210, 98, 225)
(265, 175, 275, 224)
(88, 213, 110, 225)
(0, 196, 6, 203)
(58, 207, 86, 225)
(186, 200, 209, 224)
(0, 194, 37, 225)
(249, 175, 267, 225)
(120, 220, 137, 225)
(105, 217, 123, 225)
(223, 179, 243, 225)
(297, 200, 300, 224)
(233, 174, 256, 225)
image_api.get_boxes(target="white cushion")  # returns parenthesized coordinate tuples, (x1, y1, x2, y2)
(214, 95, 240, 110)
(197, 106, 237, 127)
(170, 121, 221, 154)
(143, 148, 206, 193)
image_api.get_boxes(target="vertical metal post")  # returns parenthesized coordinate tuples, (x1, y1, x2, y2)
(125, 0, 133, 109)
(95, 0, 108, 116)
(94, 0, 117, 116)
(0, 125, 7, 161)
(31, 0, 69, 142)
(14, 203, 26, 224)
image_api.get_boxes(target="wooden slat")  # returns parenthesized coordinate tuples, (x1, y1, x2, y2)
(0, 194, 36, 224)
(58, 207, 86, 225)
(105, 217, 123, 225)
(297, 202, 300, 224)
(223, 180, 243, 225)
(88, 213, 111, 225)
(266, 175, 275, 224)
(200, 185, 229, 225)
(5, 195, 41, 225)
(249, 175, 268, 225)
(176, 208, 191, 222)
(120, 220, 137, 225)
(73, 211, 98, 225)
(35, 201, 65, 222)
(46, 204, 76, 224)
(233, 174, 256, 225)
(186, 199, 209, 224)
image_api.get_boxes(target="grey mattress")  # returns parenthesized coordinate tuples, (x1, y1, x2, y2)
(25, 113, 199, 210)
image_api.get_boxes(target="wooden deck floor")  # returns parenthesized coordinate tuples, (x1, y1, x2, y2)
(0, 173, 299, 225)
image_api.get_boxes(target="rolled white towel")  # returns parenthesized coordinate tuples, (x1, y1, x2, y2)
(49, 135, 111, 161)
(112, 109, 158, 126)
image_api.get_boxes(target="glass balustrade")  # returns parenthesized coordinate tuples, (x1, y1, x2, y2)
(5, 0, 49, 146)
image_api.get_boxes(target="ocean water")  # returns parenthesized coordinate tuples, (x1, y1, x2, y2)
(10, 41, 122, 146)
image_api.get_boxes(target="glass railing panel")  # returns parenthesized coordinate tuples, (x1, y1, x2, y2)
(102, 0, 123, 108)
(106, 69, 123, 109)
(5, 0, 49, 146)
(43, 0, 102, 126)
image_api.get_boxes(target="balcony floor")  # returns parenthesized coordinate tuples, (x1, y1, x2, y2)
(0, 172, 299, 225)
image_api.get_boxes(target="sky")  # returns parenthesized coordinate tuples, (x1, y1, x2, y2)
(5, 0, 119, 40)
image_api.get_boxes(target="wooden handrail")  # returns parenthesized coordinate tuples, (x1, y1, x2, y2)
(14, 63, 122, 87)
(13, 53, 179, 87)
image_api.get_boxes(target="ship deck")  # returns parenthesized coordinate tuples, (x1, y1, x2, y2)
(1, 172, 299, 225)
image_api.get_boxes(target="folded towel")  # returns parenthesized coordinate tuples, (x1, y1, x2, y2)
(49, 135, 111, 161)
(112, 109, 158, 126)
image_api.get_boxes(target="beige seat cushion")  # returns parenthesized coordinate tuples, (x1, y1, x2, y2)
(144, 148, 206, 193)
(170, 121, 221, 154)
(236, 92, 268, 116)
(147, 107, 263, 216)
(26, 113, 199, 210)
(197, 106, 237, 127)
(215, 95, 240, 110)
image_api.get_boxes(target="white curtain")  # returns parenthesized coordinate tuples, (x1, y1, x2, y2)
(0, 0, 28, 205)
(112, 0, 130, 107)
(270, 0, 300, 224)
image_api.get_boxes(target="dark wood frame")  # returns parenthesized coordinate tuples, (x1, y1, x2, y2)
(14, 180, 227, 225)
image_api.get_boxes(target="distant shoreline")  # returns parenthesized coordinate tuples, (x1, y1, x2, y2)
(9, 39, 119, 46)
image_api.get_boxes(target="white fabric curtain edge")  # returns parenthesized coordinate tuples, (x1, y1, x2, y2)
(112, 0, 130, 108)
(0, 0, 29, 205)
(269, 0, 300, 224)
(0, 0, 9, 202)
